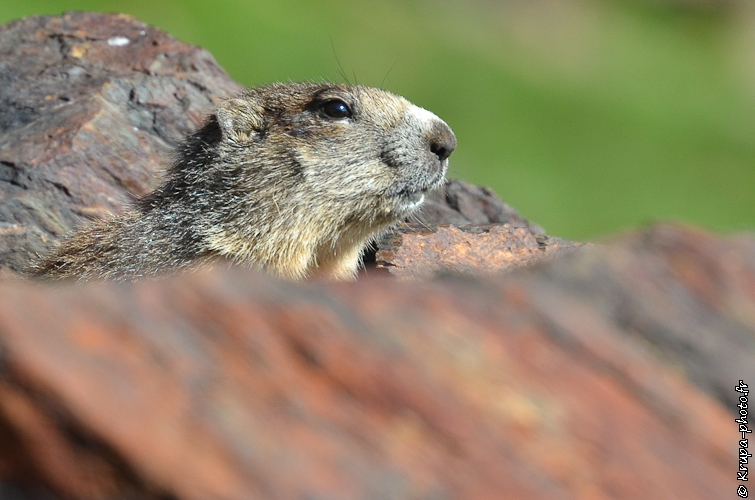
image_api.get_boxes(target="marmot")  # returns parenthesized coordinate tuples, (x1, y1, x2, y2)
(28, 83, 456, 281)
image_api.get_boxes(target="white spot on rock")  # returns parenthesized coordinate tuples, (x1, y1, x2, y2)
(107, 36, 130, 47)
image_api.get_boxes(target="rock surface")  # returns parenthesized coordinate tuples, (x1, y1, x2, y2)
(0, 224, 746, 500)
(418, 178, 545, 234)
(370, 179, 574, 279)
(375, 223, 581, 279)
(0, 12, 241, 272)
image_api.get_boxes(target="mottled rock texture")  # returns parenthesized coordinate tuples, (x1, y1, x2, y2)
(0, 12, 241, 272)
(418, 178, 545, 234)
(375, 223, 581, 279)
(373, 180, 578, 279)
(0, 224, 747, 500)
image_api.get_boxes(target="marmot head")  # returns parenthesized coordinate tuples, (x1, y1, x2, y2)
(213, 83, 455, 217)
(147, 83, 457, 279)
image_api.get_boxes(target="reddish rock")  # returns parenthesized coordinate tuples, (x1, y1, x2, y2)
(364, 178, 574, 277)
(375, 223, 582, 279)
(0, 12, 241, 272)
(369, 179, 581, 278)
(0, 224, 746, 500)
(418, 178, 545, 233)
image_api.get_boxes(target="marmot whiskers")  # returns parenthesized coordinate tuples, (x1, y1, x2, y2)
(28, 83, 456, 281)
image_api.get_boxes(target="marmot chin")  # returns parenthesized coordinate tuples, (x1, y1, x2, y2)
(29, 82, 456, 281)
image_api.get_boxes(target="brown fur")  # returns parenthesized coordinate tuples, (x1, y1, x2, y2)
(28, 83, 456, 281)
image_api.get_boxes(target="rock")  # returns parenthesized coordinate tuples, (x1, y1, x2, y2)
(538, 223, 755, 411)
(0, 223, 743, 500)
(0, 12, 242, 272)
(418, 178, 545, 234)
(367, 180, 574, 278)
(375, 223, 582, 279)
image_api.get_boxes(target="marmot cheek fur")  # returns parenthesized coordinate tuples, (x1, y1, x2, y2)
(28, 82, 456, 281)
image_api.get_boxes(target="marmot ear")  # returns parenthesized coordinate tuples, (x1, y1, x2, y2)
(216, 98, 265, 142)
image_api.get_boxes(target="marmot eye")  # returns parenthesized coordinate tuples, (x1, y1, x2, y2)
(321, 99, 352, 119)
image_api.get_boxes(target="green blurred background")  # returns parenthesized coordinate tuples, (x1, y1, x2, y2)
(2, 0, 753, 240)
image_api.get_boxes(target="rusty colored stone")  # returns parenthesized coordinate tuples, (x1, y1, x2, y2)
(418, 178, 545, 233)
(0, 12, 242, 272)
(0, 224, 747, 500)
(536, 223, 755, 411)
(375, 223, 583, 279)
(373, 180, 578, 278)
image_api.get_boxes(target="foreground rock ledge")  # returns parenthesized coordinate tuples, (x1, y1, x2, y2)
(0, 224, 751, 500)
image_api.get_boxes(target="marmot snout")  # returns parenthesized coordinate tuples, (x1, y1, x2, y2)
(29, 83, 456, 281)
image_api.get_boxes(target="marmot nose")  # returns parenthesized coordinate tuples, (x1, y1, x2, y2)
(429, 123, 457, 162)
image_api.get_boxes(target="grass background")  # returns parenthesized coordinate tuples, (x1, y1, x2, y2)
(1, 0, 753, 240)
